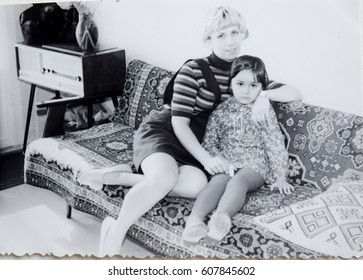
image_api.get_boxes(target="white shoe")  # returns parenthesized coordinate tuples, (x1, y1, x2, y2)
(205, 211, 231, 245)
(182, 222, 208, 244)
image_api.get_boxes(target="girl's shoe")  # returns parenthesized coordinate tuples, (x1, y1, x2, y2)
(77, 164, 132, 190)
(182, 222, 208, 244)
(204, 211, 231, 245)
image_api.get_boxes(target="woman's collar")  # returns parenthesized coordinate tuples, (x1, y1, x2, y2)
(208, 53, 233, 71)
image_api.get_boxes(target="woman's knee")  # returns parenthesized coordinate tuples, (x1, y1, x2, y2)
(141, 153, 179, 191)
(170, 165, 208, 198)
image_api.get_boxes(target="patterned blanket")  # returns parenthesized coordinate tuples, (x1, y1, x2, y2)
(26, 122, 324, 258)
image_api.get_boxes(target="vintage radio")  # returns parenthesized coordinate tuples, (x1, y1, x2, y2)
(15, 43, 126, 100)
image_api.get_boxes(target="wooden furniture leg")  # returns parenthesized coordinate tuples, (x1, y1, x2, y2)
(42, 91, 66, 138)
(23, 84, 36, 153)
(67, 204, 72, 219)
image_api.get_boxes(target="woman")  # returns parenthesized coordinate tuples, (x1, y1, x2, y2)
(78, 7, 302, 256)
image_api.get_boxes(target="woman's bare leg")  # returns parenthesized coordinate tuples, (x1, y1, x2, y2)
(77, 164, 134, 190)
(78, 165, 205, 191)
(100, 153, 179, 256)
(103, 171, 144, 186)
(169, 165, 208, 198)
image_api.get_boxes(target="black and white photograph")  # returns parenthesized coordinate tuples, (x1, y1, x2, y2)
(0, 0, 362, 267)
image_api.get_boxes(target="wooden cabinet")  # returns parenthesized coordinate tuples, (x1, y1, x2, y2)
(15, 43, 126, 152)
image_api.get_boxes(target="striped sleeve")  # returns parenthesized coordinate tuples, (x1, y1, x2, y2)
(171, 62, 199, 118)
(266, 80, 284, 90)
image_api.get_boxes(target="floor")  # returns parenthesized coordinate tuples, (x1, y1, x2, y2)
(0, 184, 154, 258)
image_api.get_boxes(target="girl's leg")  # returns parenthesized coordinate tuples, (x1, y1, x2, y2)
(99, 153, 179, 256)
(182, 174, 230, 243)
(217, 168, 264, 215)
(168, 165, 208, 198)
(206, 168, 264, 243)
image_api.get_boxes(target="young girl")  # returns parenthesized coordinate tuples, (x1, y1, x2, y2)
(182, 55, 295, 244)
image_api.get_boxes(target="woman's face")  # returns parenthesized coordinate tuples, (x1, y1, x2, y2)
(231, 70, 262, 104)
(208, 25, 243, 61)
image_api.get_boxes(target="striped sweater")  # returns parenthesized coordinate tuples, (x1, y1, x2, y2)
(170, 53, 284, 119)
(171, 53, 232, 118)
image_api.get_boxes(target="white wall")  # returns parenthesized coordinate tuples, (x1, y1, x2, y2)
(0, 3, 53, 150)
(0, 0, 362, 150)
(0, 4, 28, 150)
(94, 0, 362, 116)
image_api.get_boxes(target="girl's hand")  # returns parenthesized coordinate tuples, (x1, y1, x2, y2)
(251, 93, 270, 126)
(203, 155, 233, 176)
(270, 178, 295, 194)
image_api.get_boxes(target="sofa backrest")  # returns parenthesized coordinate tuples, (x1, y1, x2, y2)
(272, 101, 363, 190)
(112, 60, 174, 128)
(114, 59, 363, 191)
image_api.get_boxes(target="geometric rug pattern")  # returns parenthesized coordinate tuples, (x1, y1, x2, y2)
(254, 181, 363, 258)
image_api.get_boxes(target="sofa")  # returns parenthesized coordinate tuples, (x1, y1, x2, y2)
(25, 59, 363, 258)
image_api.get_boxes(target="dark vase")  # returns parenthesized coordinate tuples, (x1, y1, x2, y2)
(75, 13, 98, 51)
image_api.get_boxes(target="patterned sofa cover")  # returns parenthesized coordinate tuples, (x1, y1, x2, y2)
(25, 60, 363, 258)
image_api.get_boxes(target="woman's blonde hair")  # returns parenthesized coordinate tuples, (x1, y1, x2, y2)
(203, 7, 248, 41)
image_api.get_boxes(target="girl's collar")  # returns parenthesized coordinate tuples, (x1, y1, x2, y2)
(208, 53, 233, 71)
(230, 96, 253, 108)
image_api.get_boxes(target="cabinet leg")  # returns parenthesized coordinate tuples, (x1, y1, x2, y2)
(23, 84, 36, 154)
(67, 204, 72, 219)
(43, 91, 66, 137)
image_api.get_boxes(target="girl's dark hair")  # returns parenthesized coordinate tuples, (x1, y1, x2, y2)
(229, 55, 269, 89)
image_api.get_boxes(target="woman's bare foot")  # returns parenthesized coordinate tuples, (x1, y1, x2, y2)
(77, 164, 132, 190)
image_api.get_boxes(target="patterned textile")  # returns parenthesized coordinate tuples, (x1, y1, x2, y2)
(24, 60, 363, 258)
(272, 102, 363, 191)
(112, 60, 174, 129)
(254, 181, 363, 258)
(25, 122, 321, 258)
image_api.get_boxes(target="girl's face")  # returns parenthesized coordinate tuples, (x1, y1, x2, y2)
(231, 70, 262, 104)
(208, 25, 243, 61)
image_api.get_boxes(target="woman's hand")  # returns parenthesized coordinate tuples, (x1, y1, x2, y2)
(203, 155, 233, 176)
(251, 94, 270, 126)
(270, 178, 295, 194)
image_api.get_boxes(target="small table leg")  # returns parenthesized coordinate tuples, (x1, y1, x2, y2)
(67, 204, 72, 219)
(23, 84, 36, 153)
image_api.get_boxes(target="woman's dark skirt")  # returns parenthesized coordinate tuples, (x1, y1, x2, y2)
(133, 109, 207, 173)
